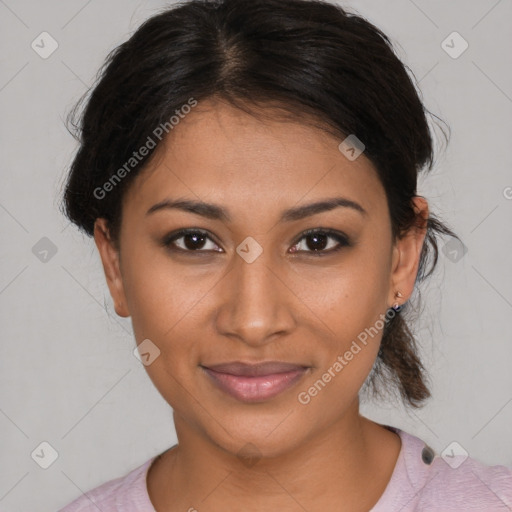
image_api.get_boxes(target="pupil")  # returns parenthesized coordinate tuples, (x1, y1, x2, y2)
(185, 233, 206, 250)
(307, 233, 327, 251)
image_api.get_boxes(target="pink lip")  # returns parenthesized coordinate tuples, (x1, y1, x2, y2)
(201, 362, 309, 403)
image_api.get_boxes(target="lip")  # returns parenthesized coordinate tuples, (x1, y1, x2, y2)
(201, 361, 310, 403)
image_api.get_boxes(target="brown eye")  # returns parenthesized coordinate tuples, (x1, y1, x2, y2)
(161, 228, 350, 256)
(289, 229, 350, 255)
(162, 229, 222, 253)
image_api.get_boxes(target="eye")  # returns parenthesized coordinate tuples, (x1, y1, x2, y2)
(162, 229, 223, 253)
(289, 228, 350, 255)
(161, 228, 350, 255)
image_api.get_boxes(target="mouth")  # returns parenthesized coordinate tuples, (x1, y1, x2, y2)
(200, 361, 310, 403)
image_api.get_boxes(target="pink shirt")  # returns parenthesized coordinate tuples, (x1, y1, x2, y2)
(58, 426, 512, 511)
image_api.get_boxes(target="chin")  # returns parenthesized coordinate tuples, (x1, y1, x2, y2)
(200, 405, 314, 462)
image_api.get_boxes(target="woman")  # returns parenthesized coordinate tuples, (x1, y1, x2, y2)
(58, 0, 512, 510)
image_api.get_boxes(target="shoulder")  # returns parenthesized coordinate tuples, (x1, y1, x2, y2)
(418, 447, 512, 510)
(57, 456, 157, 511)
(373, 426, 512, 511)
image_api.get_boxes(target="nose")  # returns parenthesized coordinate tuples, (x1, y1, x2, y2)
(215, 249, 296, 348)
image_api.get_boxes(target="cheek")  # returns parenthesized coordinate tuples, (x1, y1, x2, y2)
(304, 246, 390, 382)
(121, 243, 198, 339)
(121, 249, 202, 410)
(121, 246, 212, 385)
(314, 248, 390, 331)
(296, 275, 387, 413)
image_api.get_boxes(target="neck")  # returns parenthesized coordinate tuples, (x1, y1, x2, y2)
(147, 403, 401, 512)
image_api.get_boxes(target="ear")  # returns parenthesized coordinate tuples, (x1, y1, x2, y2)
(388, 196, 429, 307)
(93, 218, 131, 318)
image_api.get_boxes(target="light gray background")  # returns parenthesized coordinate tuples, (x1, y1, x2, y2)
(1, 1, 511, 510)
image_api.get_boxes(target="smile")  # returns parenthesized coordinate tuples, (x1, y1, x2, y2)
(200, 362, 310, 403)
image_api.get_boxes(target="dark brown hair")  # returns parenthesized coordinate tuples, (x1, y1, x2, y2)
(60, 0, 461, 408)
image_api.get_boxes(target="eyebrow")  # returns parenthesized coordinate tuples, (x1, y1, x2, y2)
(146, 196, 367, 222)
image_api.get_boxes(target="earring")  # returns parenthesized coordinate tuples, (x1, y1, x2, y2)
(392, 291, 403, 311)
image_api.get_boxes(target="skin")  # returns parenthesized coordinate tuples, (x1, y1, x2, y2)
(94, 99, 428, 512)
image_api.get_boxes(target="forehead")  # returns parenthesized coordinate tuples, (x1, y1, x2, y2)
(122, 100, 387, 221)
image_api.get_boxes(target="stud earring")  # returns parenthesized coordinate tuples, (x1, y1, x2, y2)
(392, 291, 403, 311)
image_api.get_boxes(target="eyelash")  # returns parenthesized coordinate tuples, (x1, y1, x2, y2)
(161, 228, 351, 256)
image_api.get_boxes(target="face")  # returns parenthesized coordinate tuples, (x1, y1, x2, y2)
(95, 99, 427, 458)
